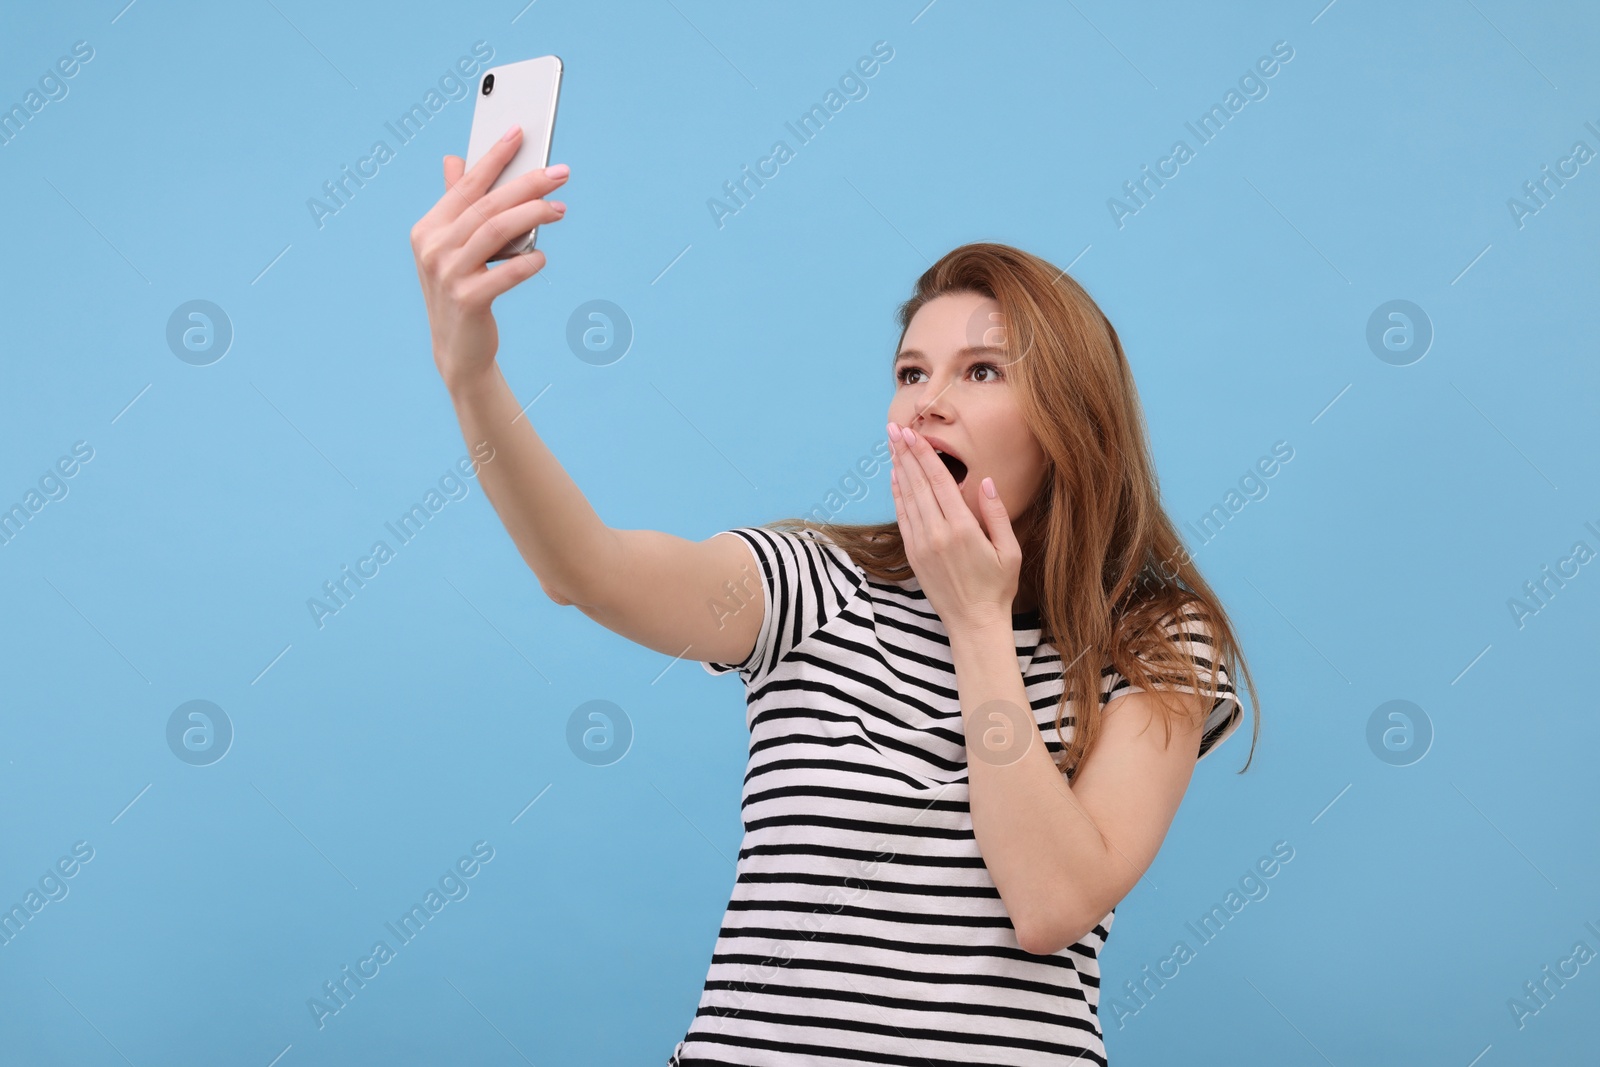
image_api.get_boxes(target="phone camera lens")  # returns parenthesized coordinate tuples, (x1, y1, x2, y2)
(482, 74, 495, 95)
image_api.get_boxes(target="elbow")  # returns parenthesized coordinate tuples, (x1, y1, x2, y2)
(1015, 924, 1052, 956)
(1017, 921, 1080, 957)
(1016, 905, 1103, 957)
(540, 580, 577, 607)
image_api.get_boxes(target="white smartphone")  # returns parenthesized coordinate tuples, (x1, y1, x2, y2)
(463, 55, 563, 261)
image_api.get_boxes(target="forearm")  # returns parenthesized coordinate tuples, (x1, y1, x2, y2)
(951, 618, 1112, 951)
(446, 364, 613, 602)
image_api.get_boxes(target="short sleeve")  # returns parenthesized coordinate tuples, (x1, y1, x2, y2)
(1102, 610, 1243, 762)
(700, 526, 862, 686)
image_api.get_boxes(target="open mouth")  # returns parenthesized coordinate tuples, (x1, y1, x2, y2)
(936, 451, 968, 485)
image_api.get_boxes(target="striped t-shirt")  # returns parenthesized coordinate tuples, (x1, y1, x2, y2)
(670, 525, 1242, 1066)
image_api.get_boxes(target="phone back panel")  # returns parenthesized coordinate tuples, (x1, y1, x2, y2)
(464, 55, 562, 258)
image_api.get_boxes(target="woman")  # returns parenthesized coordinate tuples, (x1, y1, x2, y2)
(412, 126, 1259, 1065)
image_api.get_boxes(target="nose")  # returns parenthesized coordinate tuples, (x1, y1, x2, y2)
(908, 377, 956, 428)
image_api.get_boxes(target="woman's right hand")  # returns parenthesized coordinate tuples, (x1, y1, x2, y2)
(410, 124, 570, 394)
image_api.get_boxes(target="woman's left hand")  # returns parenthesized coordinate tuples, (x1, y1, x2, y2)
(888, 422, 1022, 635)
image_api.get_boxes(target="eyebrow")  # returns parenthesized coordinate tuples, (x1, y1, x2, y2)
(892, 344, 1007, 367)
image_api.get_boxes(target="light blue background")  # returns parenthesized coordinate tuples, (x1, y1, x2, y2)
(2, 0, 1596, 1063)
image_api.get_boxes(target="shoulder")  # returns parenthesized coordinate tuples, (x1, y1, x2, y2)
(1125, 605, 1217, 658)
(734, 524, 864, 590)
(779, 524, 860, 563)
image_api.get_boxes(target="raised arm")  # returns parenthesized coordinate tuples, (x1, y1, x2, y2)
(411, 128, 763, 668)
(444, 368, 763, 668)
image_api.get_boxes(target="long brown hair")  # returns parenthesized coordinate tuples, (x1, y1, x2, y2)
(762, 241, 1259, 777)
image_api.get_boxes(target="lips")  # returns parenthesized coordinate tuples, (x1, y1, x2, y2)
(917, 434, 969, 485)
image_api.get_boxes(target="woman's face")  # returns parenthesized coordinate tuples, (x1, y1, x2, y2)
(888, 290, 1050, 535)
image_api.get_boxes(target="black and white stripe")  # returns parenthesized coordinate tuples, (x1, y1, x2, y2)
(669, 526, 1242, 1066)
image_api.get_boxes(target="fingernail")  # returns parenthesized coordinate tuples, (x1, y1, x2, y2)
(550, 201, 566, 213)
(887, 422, 901, 443)
(546, 163, 569, 179)
(501, 124, 521, 142)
